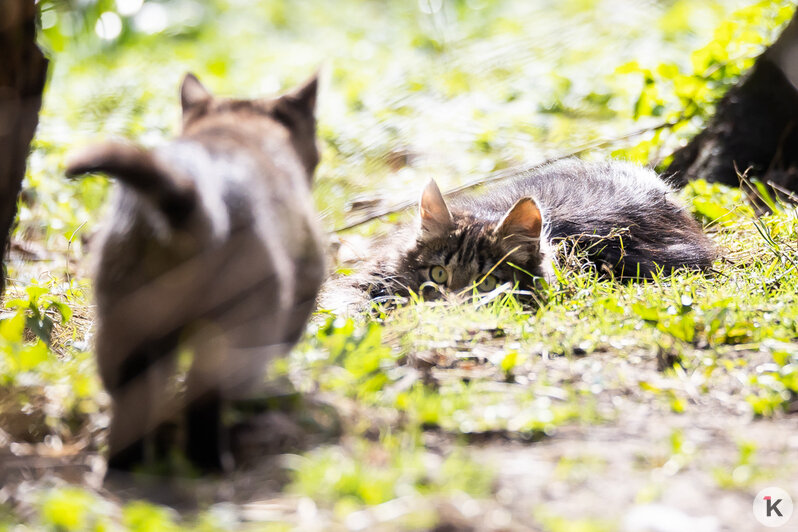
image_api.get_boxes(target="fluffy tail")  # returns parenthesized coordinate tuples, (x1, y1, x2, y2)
(65, 142, 196, 225)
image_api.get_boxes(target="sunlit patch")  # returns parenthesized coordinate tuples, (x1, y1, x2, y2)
(134, 2, 168, 34)
(95, 12, 122, 41)
(116, 0, 143, 17)
(40, 9, 58, 30)
(418, 0, 443, 15)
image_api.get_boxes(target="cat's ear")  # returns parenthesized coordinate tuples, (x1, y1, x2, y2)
(495, 197, 543, 253)
(181, 73, 212, 113)
(419, 179, 453, 238)
(277, 73, 319, 117)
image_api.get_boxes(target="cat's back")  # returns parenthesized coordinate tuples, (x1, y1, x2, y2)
(475, 158, 715, 276)
(93, 123, 324, 317)
(453, 159, 670, 221)
(160, 135, 314, 236)
(494, 158, 671, 216)
(183, 132, 325, 293)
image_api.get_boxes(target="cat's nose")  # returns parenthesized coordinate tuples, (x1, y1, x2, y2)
(420, 283, 446, 300)
(447, 271, 472, 291)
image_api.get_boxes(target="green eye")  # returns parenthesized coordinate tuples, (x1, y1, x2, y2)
(429, 265, 448, 284)
(478, 274, 498, 292)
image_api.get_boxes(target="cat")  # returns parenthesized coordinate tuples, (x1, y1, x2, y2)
(65, 72, 325, 473)
(326, 158, 716, 309)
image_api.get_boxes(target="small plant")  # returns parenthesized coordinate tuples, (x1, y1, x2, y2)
(294, 317, 397, 399)
(4, 281, 72, 346)
(746, 346, 798, 416)
(0, 280, 74, 385)
(287, 436, 494, 509)
(713, 440, 764, 489)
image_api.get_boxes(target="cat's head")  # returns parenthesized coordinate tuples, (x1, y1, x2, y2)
(179, 72, 319, 179)
(382, 179, 554, 300)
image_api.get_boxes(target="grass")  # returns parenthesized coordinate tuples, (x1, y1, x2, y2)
(3, 0, 798, 530)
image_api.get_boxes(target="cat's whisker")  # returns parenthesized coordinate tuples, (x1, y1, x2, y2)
(472, 282, 514, 309)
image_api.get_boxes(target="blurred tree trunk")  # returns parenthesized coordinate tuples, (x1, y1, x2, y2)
(0, 1, 48, 295)
(668, 9, 798, 198)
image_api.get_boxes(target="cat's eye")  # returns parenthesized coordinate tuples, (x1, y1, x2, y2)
(429, 265, 449, 284)
(477, 274, 498, 292)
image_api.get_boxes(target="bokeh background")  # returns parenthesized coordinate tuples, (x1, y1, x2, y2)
(2, 1, 797, 530)
(23, 0, 790, 257)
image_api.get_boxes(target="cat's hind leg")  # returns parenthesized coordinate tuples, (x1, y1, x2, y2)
(101, 337, 179, 473)
(184, 330, 231, 472)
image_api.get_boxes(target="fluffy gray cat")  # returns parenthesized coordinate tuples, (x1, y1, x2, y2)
(324, 159, 716, 311)
(66, 72, 325, 473)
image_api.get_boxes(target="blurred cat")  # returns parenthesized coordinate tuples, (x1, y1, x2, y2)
(66, 72, 325, 473)
(325, 159, 716, 310)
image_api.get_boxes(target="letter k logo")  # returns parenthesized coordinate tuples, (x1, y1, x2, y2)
(765, 496, 783, 517)
(754, 488, 792, 526)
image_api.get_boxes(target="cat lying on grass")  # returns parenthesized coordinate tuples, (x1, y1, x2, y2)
(325, 159, 716, 310)
(66, 72, 325, 473)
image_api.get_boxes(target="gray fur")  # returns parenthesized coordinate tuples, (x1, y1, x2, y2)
(67, 73, 325, 472)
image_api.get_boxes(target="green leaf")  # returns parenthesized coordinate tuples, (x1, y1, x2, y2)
(0, 311, 26, 343)
(24, 284, 49, 305)
(18, 341, 50, 371)
(40, 488, 95, 531)
(123, 501, 180, 532)
(47, 300, 73, 324)
(632, 303, 660, 323)
(501, 350, 518, 373)
(26, 315, 54, 346)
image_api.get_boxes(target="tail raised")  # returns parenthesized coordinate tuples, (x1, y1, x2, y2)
(66, 142, 196, 225)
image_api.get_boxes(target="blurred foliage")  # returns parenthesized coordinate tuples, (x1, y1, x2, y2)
(288, 438, 493, 508)
(682, 179, 756, 226)
(24, 0, 787, 244)
(20, 485, 218, 531)
(0, 278, 99, 451)
(298, 317, 397, 399)
(612, 0, 797, 164)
